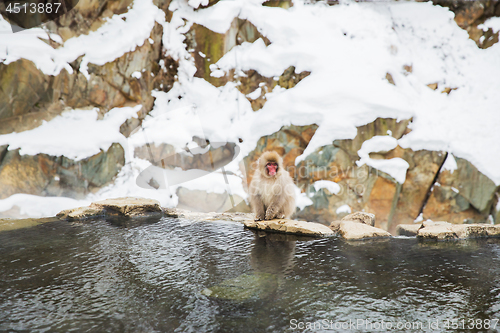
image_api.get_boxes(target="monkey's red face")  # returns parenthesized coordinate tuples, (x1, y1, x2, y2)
(266, 162, 278, 176)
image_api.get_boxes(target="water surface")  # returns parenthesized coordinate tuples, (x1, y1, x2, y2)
(1, 217, 500, 332)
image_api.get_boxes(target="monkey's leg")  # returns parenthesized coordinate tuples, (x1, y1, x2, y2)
(265, 197, 285, 220)
(251, 195, 266, 221)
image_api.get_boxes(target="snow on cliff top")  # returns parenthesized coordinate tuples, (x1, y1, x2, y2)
(1, 0, 500, 217)
(163, 0, 500, 185)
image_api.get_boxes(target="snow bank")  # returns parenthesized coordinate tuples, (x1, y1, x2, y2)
(0, 0, 164, 77)
(0, 106, 140, 161)
(0, 194, 90, 218)
(159, 0, 500, 186)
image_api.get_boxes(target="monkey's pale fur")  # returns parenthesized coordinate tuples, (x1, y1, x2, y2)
(249, 151, 296, 220)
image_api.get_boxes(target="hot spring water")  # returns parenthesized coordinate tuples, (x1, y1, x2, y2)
(1, 217, 500, 332)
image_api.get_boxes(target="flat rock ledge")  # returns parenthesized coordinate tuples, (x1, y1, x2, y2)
(169, 209, 334, 237)
(57, 197, 162, 219)
(415, 221, 500, 240)
(163, 209, 254, 223)
(330, 220, 391, 240)
(327, 212, 390, 240)
(57, 202, 383, 239)
(396, 224, 421, 237)
(341, 212, 376, 226)
(243, 219, 335, 237)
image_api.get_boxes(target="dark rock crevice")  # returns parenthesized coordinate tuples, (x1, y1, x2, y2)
(0, 145, 8, 166)
(417, 151, 448, 218)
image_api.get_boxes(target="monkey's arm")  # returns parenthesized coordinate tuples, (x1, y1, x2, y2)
(250, 194, 266, 221)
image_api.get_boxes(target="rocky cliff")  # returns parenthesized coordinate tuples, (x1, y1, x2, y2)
(0, 0, 499, 230)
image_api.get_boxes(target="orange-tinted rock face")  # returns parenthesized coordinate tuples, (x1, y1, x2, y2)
(421, 155, 497, 224)
(389, 150, 446, 233)
(364, 176, 397, 230)
(251, 118, 498, 232)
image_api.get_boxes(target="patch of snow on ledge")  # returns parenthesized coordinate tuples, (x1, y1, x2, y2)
(314, 180, 341, 195)
(0, 106, 140, 160)
(357, 136, 409, 184)
(336, 204, 352, 214)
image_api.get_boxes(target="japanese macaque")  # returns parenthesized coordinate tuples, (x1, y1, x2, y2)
(249, 151, 296, 221)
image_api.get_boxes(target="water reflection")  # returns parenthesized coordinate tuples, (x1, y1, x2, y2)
(250, 231, 297, 277)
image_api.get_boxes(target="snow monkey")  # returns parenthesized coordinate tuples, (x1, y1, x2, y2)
(249, 151, 296, 221)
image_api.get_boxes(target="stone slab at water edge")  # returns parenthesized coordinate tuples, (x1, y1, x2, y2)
(57, 197, 162, 219)
(396, 224, 422, 237)
(329, 221, 392, 240)
(242, 211, 391, 239)
(243, 219, 334, 237)
(396, 221, 500, 240)
(329, 212, 391, 240)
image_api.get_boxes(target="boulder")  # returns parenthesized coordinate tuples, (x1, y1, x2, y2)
(0, 143, 124, 199)
(1, 11, 173, 137)
(416, 220, 500, 240)
(422, 155, 497, 224)
(243, 219, 334, 237)
(396, 224, 422, 237)
(90, 197, 162, 216)
(295, 147, 400, 230)
(389, 149, 446, 232)
(443, 156, 497, 213)
(57, 206, 105, 220)
(57, 197, 163, 220)
(133, 142, 176, 167)
(330, 220, 391, 240)
(184, 19, 310, 110)
(0, 59, 51, 121)
(341, 212, 375, 226)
